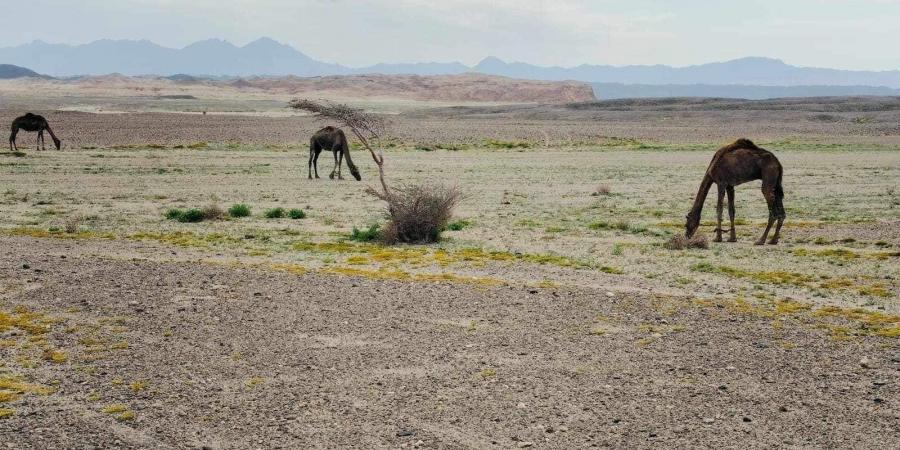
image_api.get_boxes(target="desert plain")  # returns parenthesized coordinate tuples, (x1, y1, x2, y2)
(0, 78, 898, 448)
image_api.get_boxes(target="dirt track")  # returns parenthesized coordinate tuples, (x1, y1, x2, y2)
(1, 236, 897, 449)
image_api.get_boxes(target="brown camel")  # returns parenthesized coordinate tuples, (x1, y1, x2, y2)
(685, 138, 785, 245)
(308, 126, 360, 181)
(10, 113, 61, 151)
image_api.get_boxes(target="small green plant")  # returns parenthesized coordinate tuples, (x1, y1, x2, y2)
(264, 207, 286, 219)
(177, 208, 205, 223)
(288, 209, 306, 219)
(349, 224, 381, 242)
(165, 208, 184, 220)
(446, 220, 471, 231)
(228, 203, 251, 218)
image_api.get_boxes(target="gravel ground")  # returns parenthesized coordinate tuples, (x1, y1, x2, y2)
(0, 236, 897, 449)
(3, 96, 900, 149)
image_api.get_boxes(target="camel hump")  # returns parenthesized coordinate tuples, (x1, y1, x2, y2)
(24, 112, 36, 117)
(319, 125, 337, 132)
(730, 138, 758, 150)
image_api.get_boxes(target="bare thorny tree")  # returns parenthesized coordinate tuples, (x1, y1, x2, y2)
(288, 99, 391, 197)
(289, 99, 461, 244)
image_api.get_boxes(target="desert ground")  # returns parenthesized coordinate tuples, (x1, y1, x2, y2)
(0, 86, 898, 448)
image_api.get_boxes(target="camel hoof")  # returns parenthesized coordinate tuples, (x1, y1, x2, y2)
(754, 240, 765, 246)
(768, 239, 779, 245)
(713, 236, 723, 243)
(727, 237, 737, 243)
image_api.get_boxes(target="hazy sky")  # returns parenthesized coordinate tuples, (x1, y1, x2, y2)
(3, 0, 900, 70)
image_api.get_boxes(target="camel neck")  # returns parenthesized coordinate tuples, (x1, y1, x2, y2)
(689, 174, 714, 216)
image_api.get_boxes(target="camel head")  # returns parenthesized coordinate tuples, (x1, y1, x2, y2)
(52, 137, 61, 150)
(349, 165, 361, 181)
(685, 212, 701, 238)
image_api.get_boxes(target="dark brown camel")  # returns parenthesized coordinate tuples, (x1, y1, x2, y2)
(685, 138, 785, 245)
(10, 113, 61, 151)
(308, 126, 360, 181)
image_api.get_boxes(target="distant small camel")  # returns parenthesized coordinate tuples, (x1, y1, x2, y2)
(685, 138, 785, 245)
(10, 113, 61, 151)
(308, 126, 361, 181)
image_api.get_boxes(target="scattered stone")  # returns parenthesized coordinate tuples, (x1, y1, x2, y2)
(702, 417, 715, 424)
(22, 263, 30, 269)
(860, 357, 875, 369)
(397, 430, 414, 437)
(742, 417, 752, 423)
(517, 442, 534, 448)
(873, 380, 887, 386)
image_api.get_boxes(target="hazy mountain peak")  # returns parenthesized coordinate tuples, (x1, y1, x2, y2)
(244, 37, 284, 48)
(183, 38, 238, 50)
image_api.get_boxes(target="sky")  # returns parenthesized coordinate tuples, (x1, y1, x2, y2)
(3, 0, 900, 70)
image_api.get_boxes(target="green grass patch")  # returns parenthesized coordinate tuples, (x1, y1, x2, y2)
(264, 207, 285, 219)
(228, 203, 251, 218)
(445, 220, 471, 231)
(164, 208, 205, 223)
(349, 224, 381, 242)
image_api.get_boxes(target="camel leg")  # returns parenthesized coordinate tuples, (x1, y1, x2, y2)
(756, 187, 777, 245)
(329, 149, 338, 179)
(39, 131, 45, 151)
(9, 129, 15, 151)
(308, 148, 314, 179)
(769, 217, 784, 245)
(714, 184, 725, 242)
(726, 186, 737, 242)
(768, 195, 785, 245)
(336, 148, 344, 180)
(313, 151, 321, 179)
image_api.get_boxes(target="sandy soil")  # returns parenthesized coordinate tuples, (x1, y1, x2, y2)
(0, 236, 897, 449)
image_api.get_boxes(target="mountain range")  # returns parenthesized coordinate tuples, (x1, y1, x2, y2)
(3, 38, 900, 89)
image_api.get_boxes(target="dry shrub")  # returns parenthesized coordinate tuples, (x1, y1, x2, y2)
(592, 184, 612, 196)
(371, 184, 461, 244)
(201, 204, 225, 221)
(64, 215, 83, 234)
(664, 233, 709, 250)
